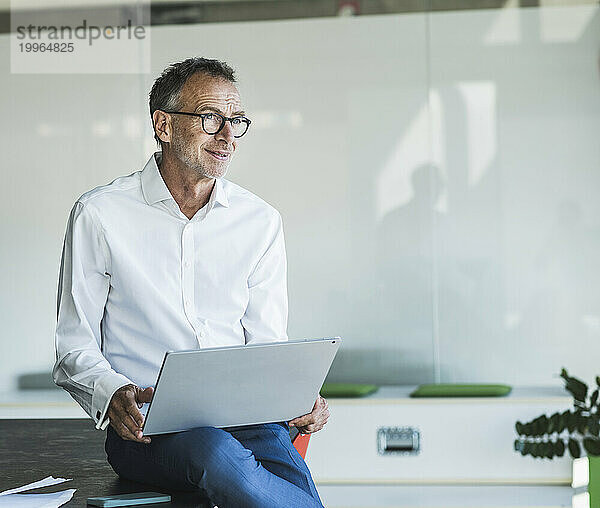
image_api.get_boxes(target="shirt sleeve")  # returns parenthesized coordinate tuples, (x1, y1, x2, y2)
(242, 210, 289, 344)
(52, 200, 133, 430)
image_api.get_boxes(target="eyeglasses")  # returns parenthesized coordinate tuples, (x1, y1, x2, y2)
(165, 111, 251, 138)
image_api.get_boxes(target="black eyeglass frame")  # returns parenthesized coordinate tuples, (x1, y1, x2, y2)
(164, 110, 251, 138)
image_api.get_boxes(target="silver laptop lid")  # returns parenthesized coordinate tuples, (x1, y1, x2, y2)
(142, 337, 341, 435)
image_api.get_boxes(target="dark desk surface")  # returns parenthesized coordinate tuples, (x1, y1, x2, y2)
(0, 419, 213, 507)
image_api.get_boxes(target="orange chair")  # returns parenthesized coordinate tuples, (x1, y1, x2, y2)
(291, 427, 311, 458)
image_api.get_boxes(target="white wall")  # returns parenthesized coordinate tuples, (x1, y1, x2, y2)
(0, 5, 598, 391)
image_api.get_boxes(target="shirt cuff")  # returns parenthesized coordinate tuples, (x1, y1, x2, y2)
(92, 371, 134, 430)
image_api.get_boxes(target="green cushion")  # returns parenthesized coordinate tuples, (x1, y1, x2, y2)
(410, 384, 512, 398)
(321, 383, 379, 398)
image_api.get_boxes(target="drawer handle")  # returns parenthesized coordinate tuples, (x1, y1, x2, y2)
(377, 427, 420, 456)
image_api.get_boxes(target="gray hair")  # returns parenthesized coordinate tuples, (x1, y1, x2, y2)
(149, 57, 237, 144)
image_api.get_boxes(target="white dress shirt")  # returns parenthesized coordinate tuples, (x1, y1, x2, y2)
(53, 152, 288, 430)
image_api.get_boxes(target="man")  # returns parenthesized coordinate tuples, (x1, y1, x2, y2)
(53, 57, 329, 507)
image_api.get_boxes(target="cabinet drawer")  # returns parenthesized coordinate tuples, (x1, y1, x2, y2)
(306, 387, 572, 484)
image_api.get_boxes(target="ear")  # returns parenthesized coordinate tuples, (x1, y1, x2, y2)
(153, 110, 172, 144)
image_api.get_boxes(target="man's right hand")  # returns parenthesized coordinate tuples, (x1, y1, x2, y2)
(107, 384, 154, 444)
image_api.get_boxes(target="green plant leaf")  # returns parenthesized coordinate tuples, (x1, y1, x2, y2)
(554, 439, 565, 457)
(544, 442, 554, 459)
(539, 441, 548, 458)
(561, 368, 589, 402)
(591, 389, 599, 408)
(532, 416, 542, 436)
(596, 376, 600, 388)
(567, 411, 578, 433)
(548, 412, 560, 434)
(577, 412, 588, 434)
(527, 415, 548, 436)
(515, 421, 524, 435)
(583, 437, 600, 456)
(539, 415, 549, 435)
(522, 441, 531, 456)
(558, 411, 569, 433)
(568, 438, 581, 459)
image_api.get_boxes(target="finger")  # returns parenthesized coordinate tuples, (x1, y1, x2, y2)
(291, 402, 322, 426)
(115, 420, 138, 441)
(120, 405, 143, 431)
(123, 392, 145, 428)
(115, 387, 137, 406)
(118, 409, 142, 438)
(136, 386, 154, 404)
(317, 400, 327, 414)
(121, 421, 151, 443)
(291, 415, 313, 427)
(127, 413, 145, 437)
(319, 403, 329, 415)
(289, 414, 310, 426)
(123, 396, 151, 443)
(300, 425, 315, 435)
(114, 398, 144, 434)
(114, 415, 151, 444)
(315, 413, 327, 426)
(108, 393, 149, 443)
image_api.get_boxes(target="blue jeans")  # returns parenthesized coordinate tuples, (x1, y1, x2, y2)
(105, 422, 324, 508)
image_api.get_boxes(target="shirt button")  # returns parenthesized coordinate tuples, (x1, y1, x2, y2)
(184, 261, 190, 267)
(198, 330, 205, 338)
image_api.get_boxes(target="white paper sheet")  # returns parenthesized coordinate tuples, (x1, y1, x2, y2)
(0, 489, 76, 507)
(0, 476, 71, 496)
(0, 477, 75, 507)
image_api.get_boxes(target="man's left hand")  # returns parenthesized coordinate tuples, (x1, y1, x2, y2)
(288, 395, 330, 434)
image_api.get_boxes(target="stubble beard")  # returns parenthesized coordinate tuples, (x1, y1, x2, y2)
(172, 135, 229, 179)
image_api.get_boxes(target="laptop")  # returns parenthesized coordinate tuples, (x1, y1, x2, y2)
(142, 337, 341, 435)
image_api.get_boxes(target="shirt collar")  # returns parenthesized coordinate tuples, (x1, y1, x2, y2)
(141, 152, 229, 209)
(209, 173, 229, 209)
(141, 152, 171, 205)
